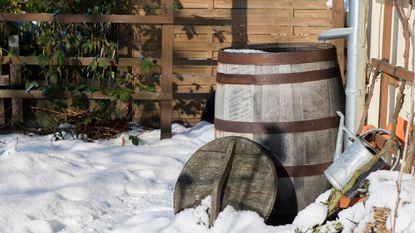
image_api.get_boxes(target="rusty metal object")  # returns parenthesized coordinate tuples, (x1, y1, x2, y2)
(216, 67, 339, 85)
(276, 162, 333, 178)
(214, 116, 339, 134)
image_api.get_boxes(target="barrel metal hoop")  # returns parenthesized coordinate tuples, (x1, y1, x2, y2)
(276, 162, 332, 177)
(214, 116, 339, 134)
(216, 67, 339, 85)
(218, 48, 336, 65)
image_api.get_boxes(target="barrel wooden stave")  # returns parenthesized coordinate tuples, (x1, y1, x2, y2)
(215, 130, 337, 212)
(215, 69, 342, 123)
(217, 61, 337, 75)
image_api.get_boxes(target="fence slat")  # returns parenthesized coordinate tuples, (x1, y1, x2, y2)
(160, 0, 174, 139)
(9, 36, 23, 124)
(213, 0, 327, 9)
(174, 9, 290, 18)
(0, 90, 171, 100)
(0, 13, 172, 24)
(0, 98, 3, 125)
(379, 1, 393, 128)
(0, 75, 5, 125)
(331, 0, 345, 83)
(174, 17, 331, 26)
(0, 56, 142, 66)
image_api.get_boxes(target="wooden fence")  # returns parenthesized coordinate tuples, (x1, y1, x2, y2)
(0, 0, 174, 139)
(0, 0, 345, 134)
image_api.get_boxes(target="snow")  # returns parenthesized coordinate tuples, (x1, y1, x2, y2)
(291, 190, 331, 231)
(0, 123, 214, 233)
(1, 121, 415, 233)
(326, 0, 349, 12)
(293, 202, 328, 231)
(223, 49, 268, 54)
(336, 170, 415, 233)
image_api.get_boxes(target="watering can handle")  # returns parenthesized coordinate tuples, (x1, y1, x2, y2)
(334, 111, 358, 160)
(359, 128, 402, 170)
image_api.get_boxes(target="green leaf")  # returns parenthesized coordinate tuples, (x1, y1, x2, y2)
(135, 83, 156, 93)
(98, 58, 110, 69)
(83, 117, 92, 125)
(25, 81, 39, 92)
(110, 93, 118, 102)
(129, 135, 140, 146)
(89, 59, 97, 71)
(52, 9, 61, 16)
(49, 73, 58, 84)
(38, 54, 49, 68)
(73, 89, 82, 98)
(123, 88, 134, 94)
(119, 92, 131, 102)
(76, 84, 88, 91)
(52, 50, 65, 66)
(73, 37, 80, 48)
(172, 0, 180, 12)
(87, 87, 98, 93)
(65, 36, 71, 49)
(125, 73, 133, 81)
(139, 57, 156, 75)
(7, 51, 15, 57)
(82, 40, 93, 54)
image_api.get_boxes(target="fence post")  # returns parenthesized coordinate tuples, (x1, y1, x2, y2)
(9, 35, 23, 125)
(379, 1, 393, 128)
(116, 99, 129, 118)
(160, 0, 174, 139)
(0, 67, 8, 125)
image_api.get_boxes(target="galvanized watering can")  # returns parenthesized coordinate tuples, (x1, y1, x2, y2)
(324, 112, 401, 191)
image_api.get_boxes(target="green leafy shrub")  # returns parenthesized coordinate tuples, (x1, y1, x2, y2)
(0, 0, 160, 133)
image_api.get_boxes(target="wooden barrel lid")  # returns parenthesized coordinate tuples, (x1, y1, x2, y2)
(174, 136, 278, 220)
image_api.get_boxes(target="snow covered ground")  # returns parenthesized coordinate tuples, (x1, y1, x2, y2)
(0, 122, 414, 233)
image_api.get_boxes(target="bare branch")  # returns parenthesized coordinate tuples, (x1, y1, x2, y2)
(358, 69, 380, 134)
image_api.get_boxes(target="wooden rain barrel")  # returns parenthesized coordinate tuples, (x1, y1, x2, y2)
(214, 43, 345, 217)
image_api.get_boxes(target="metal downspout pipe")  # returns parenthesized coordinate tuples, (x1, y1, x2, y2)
(318, 0, 367, 148)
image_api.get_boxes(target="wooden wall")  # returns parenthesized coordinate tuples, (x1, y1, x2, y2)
(124, 0, 337, 127)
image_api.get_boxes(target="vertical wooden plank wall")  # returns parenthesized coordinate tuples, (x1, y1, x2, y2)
(331, 0, 345, 83)
(8, 35, 23, 124)
(379, 0, 393, 128)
